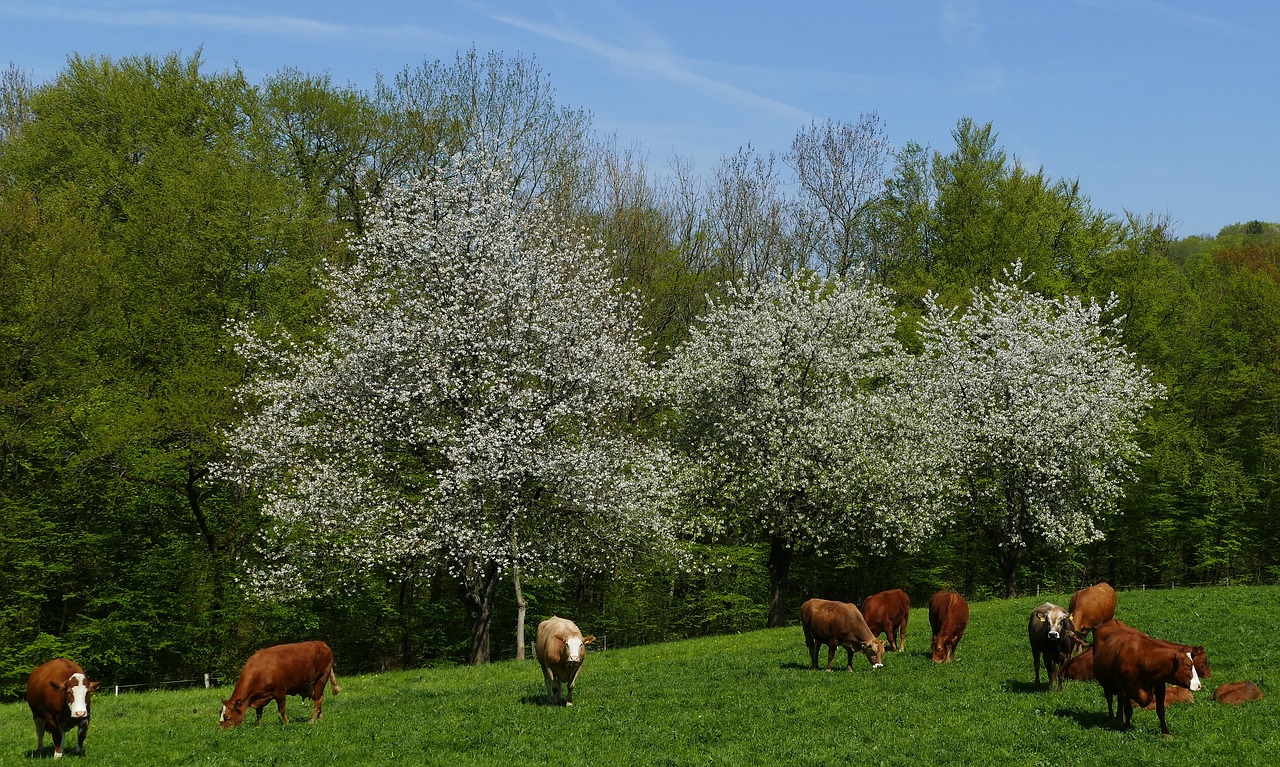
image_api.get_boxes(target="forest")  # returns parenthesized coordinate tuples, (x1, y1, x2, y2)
(0, 48, 1277, 699)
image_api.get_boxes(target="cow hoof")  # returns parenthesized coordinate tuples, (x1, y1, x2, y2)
(872, 663, 884, 669)
(565, 702, 573, 707)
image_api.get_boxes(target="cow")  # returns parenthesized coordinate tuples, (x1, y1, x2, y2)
(1111, 620, 1211, 680)
(860, 589, 910, 652)
(1136, 685, 1195, 709)
(1214, 680, 1263, 705)
(1093, 620, 1201, 736)
(219, 641, 340, 728)
(928, 590, 969, 663)
(1028, 602, 1075, 689)
(1059, 645, 1096, 681)
(26, 658, 100, 759)
(535, 616, 596, 706)
(800, 598, 886, 671)
(1068, 581, 1117, 640)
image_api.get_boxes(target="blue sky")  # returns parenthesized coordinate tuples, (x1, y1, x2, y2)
(2, 0, 1275, 238)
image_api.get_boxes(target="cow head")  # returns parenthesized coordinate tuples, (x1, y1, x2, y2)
(219, 698, 248, 728)
(1034, 604, 1073, 641)
(561, 634, 595, 666)
(1173, 652, 1202, 692)
(1190, 645, 1212, 678)
(49, 673, 98, 721)
(861, 637, 886, 669)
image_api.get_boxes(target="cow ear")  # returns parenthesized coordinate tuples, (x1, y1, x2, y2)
(87, 681, 101, 692)
(582, 635, 596, 645)
(49, 680, 65, 692)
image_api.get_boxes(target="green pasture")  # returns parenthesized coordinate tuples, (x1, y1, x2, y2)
(3, 586, 1275, 765)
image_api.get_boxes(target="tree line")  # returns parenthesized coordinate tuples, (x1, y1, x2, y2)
(0, 49, 1276, 698)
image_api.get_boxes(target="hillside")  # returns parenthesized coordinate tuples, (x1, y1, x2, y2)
(2, 586, 1275, 765)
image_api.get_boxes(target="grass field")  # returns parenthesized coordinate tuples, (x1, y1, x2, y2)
(3, 585, 1276, 765)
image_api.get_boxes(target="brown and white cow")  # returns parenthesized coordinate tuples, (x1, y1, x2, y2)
(800, 598, 886, 671)
(1028, 602, 1075, 689)
(1093, 620, 1201, 736)
(219, 641, 340, 728)
(535, 616, 595, 706)
(1112, 620, 1211, 680)
(1213, 680, 1263, 705)
(928, 590, 969, 663)
(860, 589, 910, 652)
(1068, 581, 1117, 639)
(27, 658, 100, 758)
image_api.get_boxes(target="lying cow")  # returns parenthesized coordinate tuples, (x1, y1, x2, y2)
(1059, 645, 1096, 681)
(861, 589, 909, 652)
(1093, 620, 1201, 736)
(1068, 582, 1116, 639)
(1028, 602, 1075, 690)
(27, 658, 100, 758)
(800, 598, 885, 671)
(220, 640, 340, 727)
(1214, 680, 1263, 705)
(535, 616, 595, 706)
(928, 590, 969, 663)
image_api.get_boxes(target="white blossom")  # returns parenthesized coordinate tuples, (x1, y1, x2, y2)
(222, 150, 678, 599)
(917, 262, 1163, 575)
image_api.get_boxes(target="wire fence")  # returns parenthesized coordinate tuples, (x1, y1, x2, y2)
(111, 674, 222, 697)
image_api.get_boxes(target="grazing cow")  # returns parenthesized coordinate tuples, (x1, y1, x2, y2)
(1028, 602, 1076, 689)
(860, 589, 910, 652)
(1093, 620, 1201, 736)
(535, 616, 596, 706)
(928, 591, 969, 663)
(1059, 646, 1096, 681)
(1214, 680, 1263, 705)
(1068, 582, 1117, 639)
(27, 658, 100, 758)
(800, 598, 886, 671)
(220, 641, 339, 728)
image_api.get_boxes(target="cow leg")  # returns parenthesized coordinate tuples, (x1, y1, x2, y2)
(1155, 686, 1170, 736)
(844, 645, 855, 672)
(75, 719, 89, 755)
(804, 629, 818, 669)
(542, 665, 557, 704)
(33, 718, 45, 758)
(1104, 690, 1116, 726)
(254, 701, 268, 725)
(276, 694, 289, 725)
(566, 667, 582, 707)
(824, 644, 836, 671)
(1033, 650, 1042, 684)
(51, 725, 64, 758)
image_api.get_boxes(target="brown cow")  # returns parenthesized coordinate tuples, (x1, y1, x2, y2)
(1068, 582, 1117, 638)
(535, 616, 596, 706)
(1112, 620, 1211, 679)
(1214, 680, 1263, 705)
(1093, 620, 1201, 736)
(928, 591, 969, 663)
(860, 589, 910, 652)
(27, 658, 100, 758)
(1028, 602, 1075, 689)
(1136, 685, 1195, 709)
(1059, 645, 1096, 681)
(219, 641, 340, 728)
(800, 598, 886, 671)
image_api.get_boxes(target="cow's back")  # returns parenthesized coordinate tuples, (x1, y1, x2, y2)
(801, 598, 858, 640)
(238, 641, 333, 697)
(1068, 582, 1116, 634)
(1214, 680, 1263, 705)
(861, 589, 908, 628)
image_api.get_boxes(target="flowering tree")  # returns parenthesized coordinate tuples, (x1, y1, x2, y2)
(663, 272, 945, 627)
(917, 264, 1163, 597)
(223, 151, 676, 664)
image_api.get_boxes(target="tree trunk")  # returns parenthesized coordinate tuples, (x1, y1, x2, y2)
(458, 560, 500, 664)
(998, 544, 1021, 598)
(513, 562, 528, 661)
(766, 534, 795, 628)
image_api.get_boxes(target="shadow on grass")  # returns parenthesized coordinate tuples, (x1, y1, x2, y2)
(1055, 706, 1114, 730)
(1004, 678, 1055, 694)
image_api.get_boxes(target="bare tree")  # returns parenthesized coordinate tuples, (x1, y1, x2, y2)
(0, 62, 33, 149)
(787, 114, 892, 277)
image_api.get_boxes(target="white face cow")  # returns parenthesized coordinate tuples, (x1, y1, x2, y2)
(563, 636, 587, 665)
(64, 673, 92, 720)
(1187, 653, 1202, 692)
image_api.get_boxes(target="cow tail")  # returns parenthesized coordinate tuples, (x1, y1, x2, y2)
(328, 665, 341, 696)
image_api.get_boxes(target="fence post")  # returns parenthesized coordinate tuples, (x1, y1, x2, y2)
(114, 685, 119, 697)
(204, 674, 210, 689)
